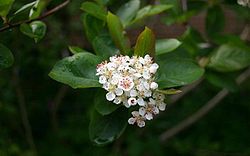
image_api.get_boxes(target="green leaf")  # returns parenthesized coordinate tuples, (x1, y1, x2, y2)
(80, 2, 107, 21)
(134, 27, 155, 57)
(0, 0, 14, 20)
(205, 71, 238, 92)
(92, 34, 119, 59)
(208, 44, 250, 72)
(20, 21, 47, 43)
(49, 52, 102, 89)
(68, 46, 89, 54)
(89, 107, 128, 145)
(94, 89, 120, 115)
(106, 12, 130, 55)
(82, 14, 105, 43)
(0, 44, 14, 69)
(205, 5, 224, 38)
(156, 39, 181, 55)
(13, 1, 36, 16)
(131, 4, 172, 25)
(29, 0, 48, 20)
(116, 0, 140, 27)
(157, 89, 182, 95)
(156, 54, 204, 88)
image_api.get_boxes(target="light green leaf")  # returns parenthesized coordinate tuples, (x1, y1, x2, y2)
(0, 0, 14, 20)
(131, 4, 172, 25)
(13, 1, 36, 16)
(208, 44, 250, 72)
(157, 89, 182, 95)
(68, 46, 89, 54)
(20, 21, 47, 43)
(0, 44, 14, 69)
(80, 2, 107, 21)
(156, 39, 181, 55)
(29, 0, 48, 20)
(107, 12, 130, 55)
(49, 52, 102, 89)
(134, 27, 155, 57)
(116, 0, 140, 27)
(89, 107, 128, 145)
(156, 55, 204, 88)
(92, 34, 119, 59)
(94, 89, 120, 115)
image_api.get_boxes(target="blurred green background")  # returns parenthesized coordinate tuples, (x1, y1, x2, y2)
(1, 0, 250, 155)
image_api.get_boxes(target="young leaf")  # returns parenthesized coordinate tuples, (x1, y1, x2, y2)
(80, 2, 107, 21)
(68, 46, 89, 54)
(20, 21, 47, 43)
(156, 39, 181, 55)
(13, 1, 36, 16)
(94, 89, 120, 115)
(156, 55, 204, 88)
(0, 44, 14, 69)
(116, 0, 140, 27)
(106, 12, 131, 55)
(134, 27, 155, 57)
(92, 34, 119, 59)
(49, 53, 102, 89)
(29, 0, 48, 20)
(208, 44, 250, 72)
(89, 107, 128, 145)
(0, 0, 14, 21)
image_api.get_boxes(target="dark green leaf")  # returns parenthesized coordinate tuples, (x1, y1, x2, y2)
(208, 44, 250, 72)
(20, 21, 47, 43)
(68, 46, 89, 54)
(156, 39, 181, 55)
(205, 5, 225, 38)
(0, 44, 14, 69)
(0, 0, 14, 20)
(107, 12, 130, 55)
(92, 34, 119, 59)
(156, 54, 204, 88)
(49, 52, 102, 89)
(94, 89, 120, 115)
(89, 107, 128, 145)
(80, 2, 107, 21)
(134, 27, 155, 57)
(116, 0, 140, 27)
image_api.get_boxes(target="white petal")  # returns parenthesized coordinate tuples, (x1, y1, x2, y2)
(128, 97, 137, 106)
(113, 97, 122, 104)
(149, 63, 159, 74)
(130, 90, 138, 97)
(139, 107, 146, 116)
(123, 101, 131, 108)
(144, 90, 152, 97)
(99, 76, 107, 84)
(152, 106, 159, 114)
(115, 88, 123, 96)
(132, 111, 139, 117)
(137, 97, 145, 106)
(128, 118, 136, 124)
(149, 98, 156, 105)
(137, 120, 145, 128)
(143, 70, 150, 79)
(143, 81, 150, 90)
(159, 103, 166, 111)
(150, 82, 158, 90)
(145, 113, 153, 120)
(106, 92, 115, 101)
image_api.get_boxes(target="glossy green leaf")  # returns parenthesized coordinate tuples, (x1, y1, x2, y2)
(94, 89, 120, 115)
(134, 27, 155, 57)
(208, 44, 250, 72)
(156, 39, 181, 55)
(89, 107, 128, 145)
(29, 0, 47, 20)
(205, 71, 238, 92)
(107, 12, 130, 55)
(82, 14, 105, 43)
(49, 52, 102, 89)
(131, 4, 172, 25)
(0, 0, 14, 20)
(81, 2, 107, 21)
(116, 0, 140, 27)
(68, 46, 89, 54)
(156, 54, 204, 88)
(13, 1, 36, 16)
(0, 44, 14, 69)
(92, 34, 119, 59)
(205, 5, 225, 38)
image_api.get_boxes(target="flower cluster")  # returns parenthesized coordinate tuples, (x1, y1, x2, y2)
(237, 0, 250, 7)
(96, 55, 166, 127)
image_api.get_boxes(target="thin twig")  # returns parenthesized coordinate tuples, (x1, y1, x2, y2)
(159, 67, 250, 142)
(0, 0, 70, 32)
(13, 68, 37, 154)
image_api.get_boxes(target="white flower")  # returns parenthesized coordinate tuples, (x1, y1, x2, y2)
(115, 88, 123, 96)
(150, 82, 158, 90)
(137, 97, 145, 106)
(118, 76, 134, 91)
(98, 75, 107, 84)
(128, 97, 137, 106)
(128, 111, 146, 127)
(149, 63, 159, 74)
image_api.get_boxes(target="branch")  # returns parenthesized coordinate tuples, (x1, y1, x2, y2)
(0, 0, 70, 32)
(159, 67, 250, 142)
